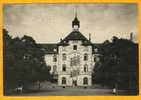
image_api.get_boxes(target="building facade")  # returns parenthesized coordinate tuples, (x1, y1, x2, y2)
(41, 15, 100, 87)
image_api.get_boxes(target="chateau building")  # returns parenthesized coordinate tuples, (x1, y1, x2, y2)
(41, 14, 101, 87)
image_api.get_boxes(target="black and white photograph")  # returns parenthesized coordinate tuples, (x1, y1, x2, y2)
(3, 3, 139, 96)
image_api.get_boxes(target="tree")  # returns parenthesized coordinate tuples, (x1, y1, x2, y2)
(13, 35, 51, 89)
(3, 29, 13, 94)
(3, 29, 51, 94)
(93, 36, 138, 94)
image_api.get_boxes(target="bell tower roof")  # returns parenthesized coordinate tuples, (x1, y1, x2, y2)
(72, 10, 80, 29)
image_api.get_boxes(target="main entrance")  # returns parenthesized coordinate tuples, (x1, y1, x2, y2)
(73, 80, 77, 87)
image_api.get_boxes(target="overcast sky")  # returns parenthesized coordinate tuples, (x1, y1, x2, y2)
(4, 3, 138, 43)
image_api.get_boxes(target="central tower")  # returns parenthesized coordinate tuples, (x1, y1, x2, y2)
(72, 12, 80, 31)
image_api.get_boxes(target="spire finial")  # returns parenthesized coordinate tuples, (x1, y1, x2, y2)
(72, 6, 80, 30)
(75, 6, 77, 18)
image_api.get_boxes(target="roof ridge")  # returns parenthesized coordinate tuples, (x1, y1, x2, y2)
(61, 30, 89, 42)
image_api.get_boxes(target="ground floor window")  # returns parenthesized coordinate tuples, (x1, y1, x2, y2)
(83, 77, 88, 85)
(62, 77, 66, 84)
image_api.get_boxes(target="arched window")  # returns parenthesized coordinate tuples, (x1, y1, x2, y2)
(84, 64, 88, 72)
(47, 65, 51, 71)
(62, 77, 66, 84)
(83, 77, 88, 85)
(94, 57, 100, 62)
(62, 64, 66, 72)
(62, 53, 67, 60)
(53, 55, 57, 62)
(84, 53, 88, 61)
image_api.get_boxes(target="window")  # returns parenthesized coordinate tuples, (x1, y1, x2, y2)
(53, 65, 57, 72)
(62, 64, 66, 72)
(94, 48, 98, 53)
(47, 65, 51, 71)
(83, 77, 88, 85)
(94, 57, 97, 62)
(84, 53, 88, 61)
(73, 45, 77, 50)
(53, 48, 57, 52)
(53, 55, 57, 62)
(94, 57, 100, 62)
(62, 53, 67, 60)
(84, 64, 88, 72)
(84, 67, 87, 72)
(62, 77, 66, 84)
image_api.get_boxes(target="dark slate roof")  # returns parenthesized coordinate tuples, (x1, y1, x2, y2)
(73, 16, 79, 23)
(58, 30, 92, 46)
(72, 16, 80, 28)
(39, 43, 58, 54)
(38, 31, 102, 54)
(62, 30, 89, 41)
(92, 43, 102, 48)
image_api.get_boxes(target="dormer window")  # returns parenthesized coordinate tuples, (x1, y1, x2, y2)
(53, 48, 57, 52)
(94, 48, 98, 53)
(73, 45, 77, 50)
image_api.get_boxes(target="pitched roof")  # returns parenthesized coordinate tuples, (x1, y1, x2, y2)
(39, 32, 102, 54)
(60, 30, 89, 42)
(39, 43, 102, 54)
(39, 43, 58, 54)
(92, 43, 102, 48)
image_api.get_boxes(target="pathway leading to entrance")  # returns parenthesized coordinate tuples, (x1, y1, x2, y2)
(10, 88, 115, 96)
(8, 82, 132, 96)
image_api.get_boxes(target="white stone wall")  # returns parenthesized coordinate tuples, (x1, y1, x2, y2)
(44, 54, 58, 74)
(58, 75, 72, 86)
(58, 75, 92, 86)
(44, 40, 96, 86)
(77, 75, 92, 86)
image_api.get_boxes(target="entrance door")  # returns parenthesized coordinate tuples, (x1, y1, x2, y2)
(73, 80, 77, 87)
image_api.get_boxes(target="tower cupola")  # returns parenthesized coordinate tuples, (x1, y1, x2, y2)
(72, 12, 80, 30)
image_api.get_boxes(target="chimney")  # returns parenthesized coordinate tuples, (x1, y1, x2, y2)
(130, 32, 133, 41)
(60, 38, 62, 42)
(89, 33, 91, 41)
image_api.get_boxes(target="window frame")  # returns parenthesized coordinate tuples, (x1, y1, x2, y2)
(53, 55, 57, 62)
(83, 77, 88, 85)
(62, 53, 67, 61)
(62, 64, 66, 72)
(53, 65, 57, 72)
(84, 64, 88, 72)
(84, 53, 88, 61)
(73, 45, 77, 50)
(62, 77, 66, 84)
